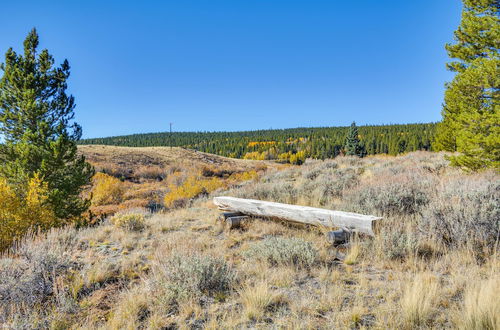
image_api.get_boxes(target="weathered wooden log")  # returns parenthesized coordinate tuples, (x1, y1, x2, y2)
(213, 196, 382, 236)
(225, 216, 249, 229)
(326, 229, 351, 244)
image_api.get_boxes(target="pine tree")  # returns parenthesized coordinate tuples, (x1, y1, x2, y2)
(433, 0, 499, 170)
(345, 122, 365, 157)
(0, 28, 94, 219)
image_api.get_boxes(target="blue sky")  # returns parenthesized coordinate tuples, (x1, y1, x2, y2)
(1, 0, 462, 138)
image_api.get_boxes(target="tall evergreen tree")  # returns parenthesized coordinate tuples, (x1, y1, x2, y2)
(433, 0, 499, 170)
(345, 121, 365, 157)
(0, 28, 94, 219)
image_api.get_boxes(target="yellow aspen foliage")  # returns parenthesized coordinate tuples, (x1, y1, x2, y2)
(164, 175, 225, 208)
(228, 170, 258, 183)
(247, 141, 276, 147)
(289, 151, 307, 165)
(0, 175, 57, 251)
(243, 151, 266, 160)
(92, 172, 125, 206)
(278, 152, 291, 162)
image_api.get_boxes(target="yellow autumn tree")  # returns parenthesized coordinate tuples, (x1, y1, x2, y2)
(91, 172, 125, 206)
(0, 175, 57, 251)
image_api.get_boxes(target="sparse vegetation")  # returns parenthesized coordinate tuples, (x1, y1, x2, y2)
(0, 151, 498, 328)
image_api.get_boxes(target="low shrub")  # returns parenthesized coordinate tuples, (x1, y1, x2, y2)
(244, 237, 318, 268)
(0, 227, 78, 322)
(378, 228, 419, 260)
(418, 176, 499, 250)
(237, 181, 298, 204)
(302, 167, 322, 180)
(92, 172, 125, 206)
(110, 211, 147, 231)
(344, 174, 431, 216)
(149, 254, 235, 312)
(300, 168, 359, 206)
(134, 165, 167, 181)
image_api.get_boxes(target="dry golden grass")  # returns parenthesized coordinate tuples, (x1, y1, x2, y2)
(240, 281, 286, 321)
(1, 151, 498, 329)
(344, 238, 361, 265)
(401, 272, 439, 328)
(106, 288, 148, 330)
(458, 276, 500, 330)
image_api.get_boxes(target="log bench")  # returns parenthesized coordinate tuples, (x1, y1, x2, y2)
(214, 196, 382, 243)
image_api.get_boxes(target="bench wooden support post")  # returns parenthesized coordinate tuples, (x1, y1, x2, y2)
(225, 216, 249, 229)
(218, 212, 244, 222)
(326, 229, 351, 244)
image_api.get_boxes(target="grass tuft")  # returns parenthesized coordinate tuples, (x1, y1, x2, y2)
(458, 276, 500, 330)
(401, 273, 439, 328)
(240, 281, 286, 321)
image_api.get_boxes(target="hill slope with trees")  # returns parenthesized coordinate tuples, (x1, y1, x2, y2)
(81, 123, 436, 163)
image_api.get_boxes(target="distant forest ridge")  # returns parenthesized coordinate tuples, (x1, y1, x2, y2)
(80, 123, 436, 161)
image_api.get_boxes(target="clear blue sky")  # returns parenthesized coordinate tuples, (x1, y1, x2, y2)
(1, 0, 462, 138)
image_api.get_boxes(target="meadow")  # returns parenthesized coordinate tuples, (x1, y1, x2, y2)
(1, 149, 498, 329)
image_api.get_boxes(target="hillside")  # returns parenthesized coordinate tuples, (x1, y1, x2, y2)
(79, 123, 436, 160)
(1, 150, 498, 328)
(77, 145, 273, 217)
(78, 145, 270, 177)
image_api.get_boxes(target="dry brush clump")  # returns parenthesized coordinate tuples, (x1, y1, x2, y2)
(244, 236, 318, 268)
(0, 227, 78, 325)
(343, 171, 432, 216)
(110, 209, 149, 231)
(401, 272, 439, 328)
(240, 281, 288, 321)
(418, 173, 499, 252)
(148, 253, 236, 314)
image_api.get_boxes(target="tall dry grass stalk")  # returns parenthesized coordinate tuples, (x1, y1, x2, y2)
(458, 276, 500, 330)
(240, 281, 285, 321)
(401, 273, 439, 328)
